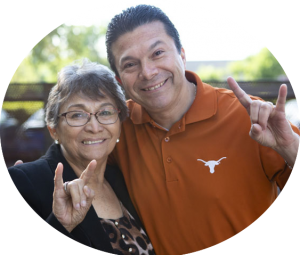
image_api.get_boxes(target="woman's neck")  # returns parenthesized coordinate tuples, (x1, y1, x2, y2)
(61, 147, 107, 185)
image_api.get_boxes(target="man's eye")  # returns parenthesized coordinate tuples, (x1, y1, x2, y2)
(124, 63, 135, 69)
(154, 50, 163, 56)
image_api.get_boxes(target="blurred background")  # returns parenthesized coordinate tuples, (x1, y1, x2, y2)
(1, 20, 299, 167)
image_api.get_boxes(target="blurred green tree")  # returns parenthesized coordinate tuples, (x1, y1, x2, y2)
(11, 24, 108, 83)
(229, 48, 286, 80)
(197, 48, 287, 81)
(197, 65, 229, 81)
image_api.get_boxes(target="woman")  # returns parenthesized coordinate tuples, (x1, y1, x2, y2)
(8, 59, 155, 254)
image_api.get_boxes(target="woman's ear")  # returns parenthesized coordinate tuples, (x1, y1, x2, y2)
(47, 125, 58, 141)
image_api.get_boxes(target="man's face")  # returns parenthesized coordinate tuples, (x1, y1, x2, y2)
(112, 21, 187, 114)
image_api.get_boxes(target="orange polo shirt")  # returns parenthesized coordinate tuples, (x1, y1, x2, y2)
(108, 71, 299, 255)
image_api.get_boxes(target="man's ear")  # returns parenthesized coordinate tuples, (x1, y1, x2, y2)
(180, 47, 186, 69)
(115, 76, 123, 86)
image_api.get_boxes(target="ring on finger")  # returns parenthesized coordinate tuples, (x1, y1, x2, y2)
(63, 181, 70, 195)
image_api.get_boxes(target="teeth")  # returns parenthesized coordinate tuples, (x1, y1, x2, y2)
(144, 81, 165, 91)
(83, 140, 104, 145)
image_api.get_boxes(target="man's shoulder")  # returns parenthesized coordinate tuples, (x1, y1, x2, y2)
(204, 82, 264, 101)
(126, 99, 138, 112)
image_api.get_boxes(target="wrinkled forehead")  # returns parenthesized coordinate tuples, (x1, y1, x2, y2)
(60, 91, 116, 111)
(111, 21, 170, 63)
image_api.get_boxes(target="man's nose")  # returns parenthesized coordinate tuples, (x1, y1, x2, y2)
(139, 60, 158, 80)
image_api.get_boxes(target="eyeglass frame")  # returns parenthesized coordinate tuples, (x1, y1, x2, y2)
(58, 108, 121, 127)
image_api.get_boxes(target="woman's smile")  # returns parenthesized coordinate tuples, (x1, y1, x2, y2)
(82, 139, 106, 145)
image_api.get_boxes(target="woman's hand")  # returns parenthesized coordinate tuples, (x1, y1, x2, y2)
(52, 160, 96, 232)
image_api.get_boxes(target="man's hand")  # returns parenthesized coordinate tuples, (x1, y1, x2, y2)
(52, 160, 96, 232)
(227, 77, 299, 166)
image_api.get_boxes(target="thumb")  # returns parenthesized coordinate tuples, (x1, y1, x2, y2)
(249, 124, 263, 141)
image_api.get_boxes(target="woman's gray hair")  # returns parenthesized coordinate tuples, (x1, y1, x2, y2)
(45, 59, 128, 128)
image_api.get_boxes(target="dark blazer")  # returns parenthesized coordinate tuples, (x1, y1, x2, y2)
(8, 143, 144, 253)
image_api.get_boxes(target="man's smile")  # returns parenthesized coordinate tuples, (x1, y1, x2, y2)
(141, 79, 168, 92)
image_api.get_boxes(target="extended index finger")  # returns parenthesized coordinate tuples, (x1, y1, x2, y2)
(227, 77, 253, 112)
(80, 160, 97, 184)
(54, 163, 64, 190)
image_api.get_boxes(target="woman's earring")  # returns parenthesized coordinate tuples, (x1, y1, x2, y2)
(55, 139, 59, 144)
(116, 138, 120, 143)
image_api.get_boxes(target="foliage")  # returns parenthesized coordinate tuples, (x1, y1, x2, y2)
(228, 48, 286, 80)
(11, 24, 109, 83)
(197, 65, 229, 81)
(197, 48, 287, 81)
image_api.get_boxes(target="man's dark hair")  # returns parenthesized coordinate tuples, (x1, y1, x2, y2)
(106, 4, 182, 77)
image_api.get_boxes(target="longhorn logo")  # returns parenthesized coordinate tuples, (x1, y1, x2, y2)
(197, 157, 227, 174)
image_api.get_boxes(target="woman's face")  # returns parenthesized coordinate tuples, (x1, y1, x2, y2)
(49, 93, 121, 169)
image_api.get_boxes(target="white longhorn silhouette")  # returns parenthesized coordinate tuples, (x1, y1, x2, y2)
(197, 157, 227, 173)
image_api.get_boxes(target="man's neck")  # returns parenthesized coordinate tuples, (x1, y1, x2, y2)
(147, 81, 197, 130)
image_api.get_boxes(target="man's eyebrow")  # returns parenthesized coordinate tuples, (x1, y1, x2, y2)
(120, 56, 135, 66)
(149, 40, 164, 51)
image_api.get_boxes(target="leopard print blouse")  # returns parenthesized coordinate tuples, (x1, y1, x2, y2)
(99, 202, 155, 255)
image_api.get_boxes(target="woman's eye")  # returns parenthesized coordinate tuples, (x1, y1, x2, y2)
(98, 108, 115, 116)
(70, 112, 85, 119)
(102, 111, 112, 116)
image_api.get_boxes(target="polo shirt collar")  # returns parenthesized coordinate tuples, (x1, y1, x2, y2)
(130, 70, 217, 125)
(185, 70, 217, 124)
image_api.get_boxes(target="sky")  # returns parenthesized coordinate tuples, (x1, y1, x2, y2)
(64, 0, 266, 61)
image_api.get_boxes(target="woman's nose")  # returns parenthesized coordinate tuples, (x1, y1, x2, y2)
(85, 114, 104, 132)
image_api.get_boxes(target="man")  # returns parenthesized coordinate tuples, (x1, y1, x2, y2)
(105, 4, 299, 255)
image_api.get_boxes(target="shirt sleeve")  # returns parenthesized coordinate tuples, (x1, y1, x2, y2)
(260, 122, 300, 190)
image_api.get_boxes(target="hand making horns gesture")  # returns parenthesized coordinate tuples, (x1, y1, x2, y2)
(227, 77, 299, 167)
(53, 160, 96, 232)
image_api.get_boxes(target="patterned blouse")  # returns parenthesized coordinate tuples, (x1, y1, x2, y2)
(99, 202, 155, 255)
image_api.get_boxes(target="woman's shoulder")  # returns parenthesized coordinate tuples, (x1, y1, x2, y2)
(8, 144, 61, 178)
(8, 158, 54, 185)
(9, 158, 51, 172)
